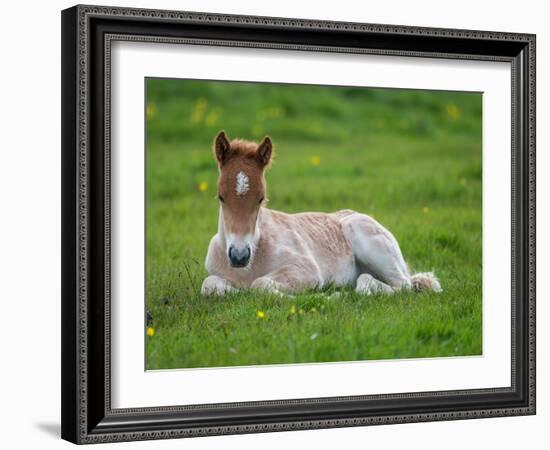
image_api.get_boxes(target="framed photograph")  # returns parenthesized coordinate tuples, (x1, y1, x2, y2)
(61, 4, 536, 444)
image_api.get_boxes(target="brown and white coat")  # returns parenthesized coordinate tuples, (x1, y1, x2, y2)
(201, 131, 441, 296)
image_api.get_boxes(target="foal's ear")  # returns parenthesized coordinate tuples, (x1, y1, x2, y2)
(256, 136, 273, 168)
(213, 130, 231, 165)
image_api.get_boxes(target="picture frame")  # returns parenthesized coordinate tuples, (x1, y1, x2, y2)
(61, 4, 536, 444)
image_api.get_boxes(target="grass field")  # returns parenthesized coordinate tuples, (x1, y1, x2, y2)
(145, 78, 482, 369)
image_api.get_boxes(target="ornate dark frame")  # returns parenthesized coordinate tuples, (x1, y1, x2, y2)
(61, 4, 536, 444)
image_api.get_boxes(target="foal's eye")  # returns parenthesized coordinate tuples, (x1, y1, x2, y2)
(218, 195, 224, 203)
(259, 196, 264, 204)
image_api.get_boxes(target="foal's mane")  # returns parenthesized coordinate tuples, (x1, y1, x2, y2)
(229, 139, 259, 158)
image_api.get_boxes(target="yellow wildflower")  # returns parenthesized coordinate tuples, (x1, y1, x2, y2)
(310, 155, 321, 166)
(205, 110, 220, 128)
(191, 98, 208, 124)
(290, 305, 296, 315)
(257, 310, 265, 319)
(146, 103, 157, 121)
(146, 327, 155, 337)
(445, 103, 460, 120)
(198, 181, 208, 192)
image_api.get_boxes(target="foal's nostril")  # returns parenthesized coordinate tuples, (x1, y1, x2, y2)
(228, 245, 251, 268)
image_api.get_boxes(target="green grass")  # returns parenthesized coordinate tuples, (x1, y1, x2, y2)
(145, 78, 482, 369)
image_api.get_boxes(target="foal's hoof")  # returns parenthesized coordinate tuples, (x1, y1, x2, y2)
(250, 277, 289, 297)
(201, 275, 235, 296)
(355, 274, 393, 295)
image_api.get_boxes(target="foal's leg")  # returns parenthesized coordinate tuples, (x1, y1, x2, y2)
(341, 213, 412, 293)
(201, 275, 236, 296)
(251, 262, 321, 295)
(355, 273, 394, 295)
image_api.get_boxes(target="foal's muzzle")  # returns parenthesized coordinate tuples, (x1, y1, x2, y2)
(228, 245, 251, 268)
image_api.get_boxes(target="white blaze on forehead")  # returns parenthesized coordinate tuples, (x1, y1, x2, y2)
(235, 171, 250, 196)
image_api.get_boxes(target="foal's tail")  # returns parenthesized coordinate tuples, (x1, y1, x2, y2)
(410, 272, 442, 293)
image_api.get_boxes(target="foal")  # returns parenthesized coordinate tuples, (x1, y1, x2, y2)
(201, 131, 441, 296)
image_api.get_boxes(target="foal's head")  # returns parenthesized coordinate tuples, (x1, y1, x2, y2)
(213, 131, 273, 268)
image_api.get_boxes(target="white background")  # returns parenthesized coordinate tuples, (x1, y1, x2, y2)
(0, 0, 546, 449)
(112, 42, 511, 407)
